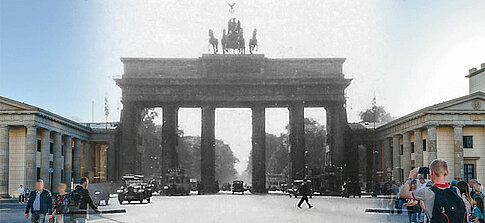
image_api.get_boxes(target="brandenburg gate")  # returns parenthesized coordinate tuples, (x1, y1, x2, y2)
(115, 54, 351, 193)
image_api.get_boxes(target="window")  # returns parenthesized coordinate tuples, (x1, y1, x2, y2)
(411, 142, 415, 153)
(37, 140, 41, 152)
(61, 145, 64, 156)
(464, 164, 475, 182)
(50, 142, 53, 154)
(36, 168, 40, 179)
(400, 144, 403, 155)
(464, 136, 473, 148)
(423, 139, 427, 151)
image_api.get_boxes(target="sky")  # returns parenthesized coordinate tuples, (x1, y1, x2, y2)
(1, 0, 484, 173)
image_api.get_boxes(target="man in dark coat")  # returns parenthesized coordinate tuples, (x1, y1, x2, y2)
(25, 179, 53, 223)
(297, 179, 313, 208)
(71, 177, 100, 222)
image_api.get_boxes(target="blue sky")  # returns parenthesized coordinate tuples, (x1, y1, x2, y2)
(1, 0, 484, 172)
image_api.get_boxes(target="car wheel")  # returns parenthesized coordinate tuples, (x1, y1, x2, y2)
(147, 198, 151, 203)
(118, 199, 123, 205)
(128, 199, 132, 204)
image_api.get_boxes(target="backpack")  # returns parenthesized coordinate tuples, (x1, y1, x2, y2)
(430, 186, 467, 223)
(71, 187, 83, 208)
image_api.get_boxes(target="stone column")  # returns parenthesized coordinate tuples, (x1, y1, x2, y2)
(25, 126, 37, 190)
(107, 140, 116, 181)
(392, 135, 401, 182)
(251, 105, 266, 193)
(201, 106, 216, 193)
(0, 125, 9, 196)
(162, 104, 179, 174)
(83, 141, 90, 179)
(120, 103, 138, 175)
(402, 132, 411, 179)
(454, 125, 464, 180)
(72, 139, 81, 184)
(414, 129, 423, 168)
(326, 103, 347, 168)
(40, 129, 50, 190)
(289, 103, 305, 180)
(52, 132, 62, 193)
(383, 138, 392, 181)
(63, 136, 72, 187)
(427, 125, 437, 163)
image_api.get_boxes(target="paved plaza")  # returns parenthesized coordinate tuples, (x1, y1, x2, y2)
(1, 192, 410, 223)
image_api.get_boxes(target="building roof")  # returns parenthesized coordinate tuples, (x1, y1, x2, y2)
(0, 95, 92, 132)
(376, 91, 485, 130)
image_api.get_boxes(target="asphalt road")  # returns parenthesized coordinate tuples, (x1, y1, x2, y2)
(0, 192, 410, 223)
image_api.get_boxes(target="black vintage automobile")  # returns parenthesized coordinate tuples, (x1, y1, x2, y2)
(161, 169, 191, 196)
(117, 174, 152, 204)
(232, 180, 244, 194)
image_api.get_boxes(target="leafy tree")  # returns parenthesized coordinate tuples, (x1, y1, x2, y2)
(359, 97, 394, 123)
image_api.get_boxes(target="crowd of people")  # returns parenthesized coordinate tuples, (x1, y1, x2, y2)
(19, 177, 100, 223)
(380, 159, 484, 223)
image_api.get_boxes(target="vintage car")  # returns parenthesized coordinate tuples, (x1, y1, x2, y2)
(88, 182, 116, 206)
(221, 183, 231, 191)
(117, 174, 152, 204)
(232, 180, 245, 194)
(161, 169, 191, 196)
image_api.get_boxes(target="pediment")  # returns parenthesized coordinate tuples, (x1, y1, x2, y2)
(0, 96, 38, 112)
(435, 93, 485, 111)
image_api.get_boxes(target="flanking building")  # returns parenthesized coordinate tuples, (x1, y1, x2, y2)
(0, 96, 119, 197)
(375, 64, 485, 183)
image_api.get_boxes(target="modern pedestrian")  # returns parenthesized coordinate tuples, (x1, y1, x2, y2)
(18, 184, 25, 203)
(403, 182, 423, 223)
(296, 179, 312, 208)
(457, 181, 473, 222)
(24, 186, 31, 203)
(473, 197, 485, 223)
(25, 179, 53, 223)
(473, 183, 485, 201)
(71, 177, 100, 223)
(400, 159, 467, 222)
(53, 183, 70, 223)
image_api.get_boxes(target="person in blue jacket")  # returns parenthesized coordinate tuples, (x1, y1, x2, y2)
(25, 179, 53, 223)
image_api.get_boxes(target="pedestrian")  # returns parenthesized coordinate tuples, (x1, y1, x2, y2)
(25, 186, 31, 203)
(400, 159, 467, 222)
(71, 177, 100, 223)
(18, 184, 25, 203)
(393, 181, 404, 214)
(53, 183, 70, 223)
(403, 181, 423, 223)
(457, 181, 473, 222)
(296, 179, 312, 208)
(473, 197, 485, 223)
(417, 177, 427, 189)
(473, 183, 485, 201)
(470, 179, 479, 197)
(25, 179, 53, 223)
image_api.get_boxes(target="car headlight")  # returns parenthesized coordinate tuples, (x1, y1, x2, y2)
(94, 191, 100, 195)
(116, 190, 123, 193)
(163, 186, 169, 190)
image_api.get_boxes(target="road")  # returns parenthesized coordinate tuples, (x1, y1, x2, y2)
(0, 192, 410, 223)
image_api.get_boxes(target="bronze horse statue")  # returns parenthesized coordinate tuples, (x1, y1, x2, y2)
(208, 29, 218, 54)
(221, 28, 245, 54)
(249, 28, 258, 54)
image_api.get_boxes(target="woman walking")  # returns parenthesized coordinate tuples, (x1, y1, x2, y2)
(473, 197, 485, 223)
(53, 183, 71, 223)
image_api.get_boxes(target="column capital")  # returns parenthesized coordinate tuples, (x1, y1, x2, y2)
(426, 121, 439, 127)
(63, 135, 72, 140)
(453, 124, 465, 129)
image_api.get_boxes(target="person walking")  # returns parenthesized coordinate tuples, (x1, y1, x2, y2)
(71, 177, 100, 223)
(18, 184, 25, 203)
(24, 186, 31, 203)
(25, 179, 53, 223)
(296, 179, 312, 208)
(53, 183, 70, 223)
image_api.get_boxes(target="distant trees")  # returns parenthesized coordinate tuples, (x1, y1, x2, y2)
(359, 97, 394, 123)
(243, 118, 327, 178)
(138, 109, 239, 183)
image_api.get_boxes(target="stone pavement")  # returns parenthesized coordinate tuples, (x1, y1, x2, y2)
(0, 192, 410, 223)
